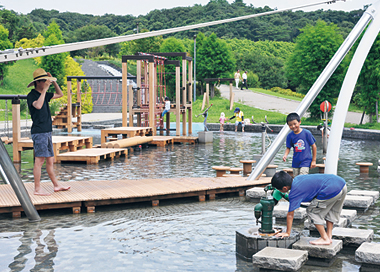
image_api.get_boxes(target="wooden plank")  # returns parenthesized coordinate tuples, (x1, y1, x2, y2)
(0, 176, 271, 215)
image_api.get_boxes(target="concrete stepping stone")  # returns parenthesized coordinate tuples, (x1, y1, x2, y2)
(252, 247, 308, 272)
(292, 237, 343, 259)
(347, 190, 379, 204)
(305, 217, 348, 231)
(355, 242, 380, 268)
(344, 195, 373, 210)
(273, 202, 307, 220)
(246, 187, 265, 200)
(340, 209, 357, 226)
(332, 227, 373, 248)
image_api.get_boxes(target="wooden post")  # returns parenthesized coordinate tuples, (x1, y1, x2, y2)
(230, 92, 234, 110)
(136, 60, 142, 127)
(128, 85, 133, 127)
(176, 65, 180, 136)
(229, 81, 233, 105)
(182, 59, 187, 135)
(206, 82, 209, 106)
(76, 79, 82, 132)
(149, 61, 155, 135)
(122, 61, 128, 127)
(12, 102, 21, 163)
(67, 80, 72, 133)
(188, 60, 193, 134)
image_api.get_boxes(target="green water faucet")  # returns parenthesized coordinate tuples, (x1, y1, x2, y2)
(253, 185, 289, 234)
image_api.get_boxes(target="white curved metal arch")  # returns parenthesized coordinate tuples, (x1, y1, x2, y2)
(248, 2, 378, 180)
(326, 1, 380, 174)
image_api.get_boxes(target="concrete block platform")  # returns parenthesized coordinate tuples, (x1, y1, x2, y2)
(332, 227, 373, 248)
(344, 195, 373, 210)
(355, 242, 380, 270)
(273, 202, 307, 221)
(236, 227, 301, 261)
(340, 209, 357, 226)
(347, 190, 379, 204)
(292, 237, 343, 259)
(246, 187, 266, 200)
(252, 247, 308, 272)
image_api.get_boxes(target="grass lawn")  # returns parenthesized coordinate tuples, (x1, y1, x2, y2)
(191, 96, 287, 124)
(0, 59, 37, 121)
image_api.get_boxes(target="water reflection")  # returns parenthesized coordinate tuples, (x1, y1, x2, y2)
(1, 131, 380, 271)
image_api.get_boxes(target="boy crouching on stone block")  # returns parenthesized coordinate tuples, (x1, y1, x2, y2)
(271, 171, 347, 245)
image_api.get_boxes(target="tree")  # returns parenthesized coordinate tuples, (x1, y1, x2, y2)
(127, 29, 163, 55)
(196, 32, 235, 82)
(0, 24, 14, 82)
(285, 20, 347, 119)
(41, 20, 67, 87)
(69, 24, 119, 58)
(159, 37, 186, 100)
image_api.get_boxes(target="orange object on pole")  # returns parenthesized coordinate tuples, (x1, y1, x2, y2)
(320, 100, 332, 112)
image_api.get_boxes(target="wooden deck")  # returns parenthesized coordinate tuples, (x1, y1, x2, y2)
(150, 136, 174, 146)
(172, 136, 199, 144)
(57, 148, 127, 164)
(101, 127, 153, 144)
(17, 136, 93, 163)
(0, 176, 271, 217)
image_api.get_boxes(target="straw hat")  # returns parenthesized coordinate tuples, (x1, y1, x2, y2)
(27, 68, 57, 88)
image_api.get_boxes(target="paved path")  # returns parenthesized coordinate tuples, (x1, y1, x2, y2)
(219, 84, 369, 125)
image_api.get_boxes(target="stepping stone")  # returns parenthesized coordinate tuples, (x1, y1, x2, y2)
(252, 247, 308, 272)
(347, 190, 379, 204)
(355, 242, 380, 266)
(292, 237, 343, 259)
(332, 227, 373, 247)
(246, 187, 266, 200)
(273, 202, 307, 220)
(304, 217, 348, 230)
(344, 195, 373, 210)
(340, 209, 357, 226)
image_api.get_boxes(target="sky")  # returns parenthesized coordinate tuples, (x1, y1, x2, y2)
(1, 0, 370, 16)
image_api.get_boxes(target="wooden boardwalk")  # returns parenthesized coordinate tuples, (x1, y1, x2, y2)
(0, 176, 271, 217)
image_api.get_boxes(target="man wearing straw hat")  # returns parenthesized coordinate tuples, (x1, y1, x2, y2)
(27, 68, 70, 196)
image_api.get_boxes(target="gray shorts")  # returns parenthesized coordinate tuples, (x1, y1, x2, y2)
(32, 132, 55, 158)
(293, 167, 309, 177)
(307, 185, 347, 225)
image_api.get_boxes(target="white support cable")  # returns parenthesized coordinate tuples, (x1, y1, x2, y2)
(0, 0, 342, 63)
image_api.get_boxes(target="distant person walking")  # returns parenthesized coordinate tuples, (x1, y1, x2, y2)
(234, 70, 242, 89)
(241, 71, 248, 90)
(27, 68, 70, 196)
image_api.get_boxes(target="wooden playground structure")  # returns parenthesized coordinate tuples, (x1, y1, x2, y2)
(5, 52, 197, 165)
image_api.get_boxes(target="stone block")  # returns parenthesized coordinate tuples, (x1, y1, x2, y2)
(347, 190, 379, 204)
(197, 131, 213, 143)
(332, 227, 373, 247)
(292, 237, 343, 259)
(252, 247, 308, 272)
(304, 217, 348, 230)
(344, 195, 373, 210)
(236, 227, 300, 261)
(246, 187, 265, 200)
(273, 202, 307, 220)
(355, 242, 380, 266)
(340, 209, 357, 226)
